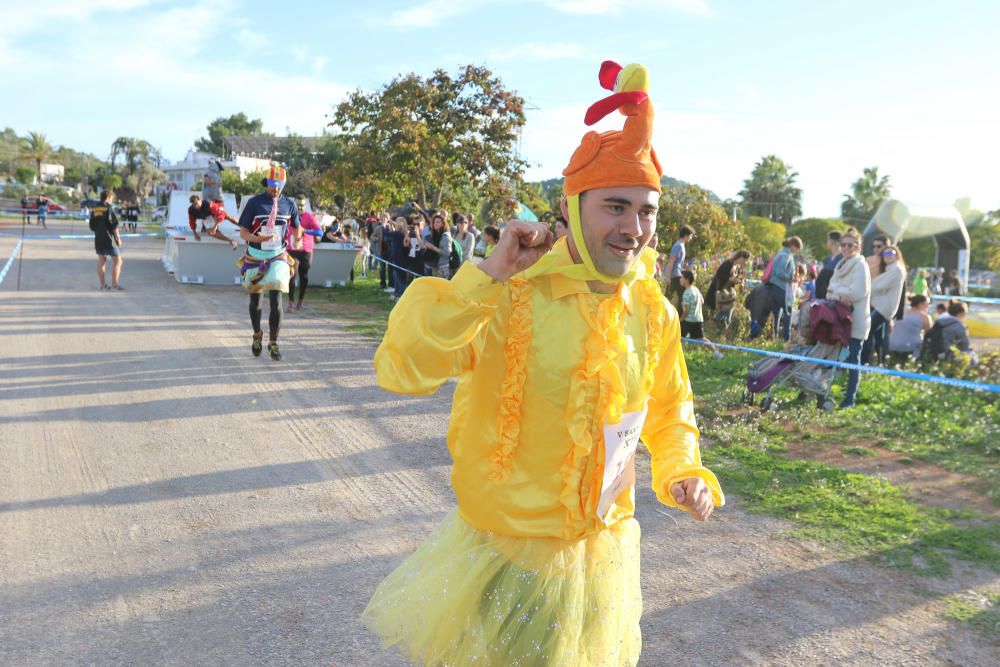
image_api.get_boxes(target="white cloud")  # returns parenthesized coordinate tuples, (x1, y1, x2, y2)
(381, 0, 482, 28)
(373, 0, 712, 29)
(0, 0, 158, 39)
(542, 0, 713, 17)
(489, 41, 585, 62)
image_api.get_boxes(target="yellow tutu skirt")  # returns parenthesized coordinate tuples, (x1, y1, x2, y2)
(363, 509, 641, 666)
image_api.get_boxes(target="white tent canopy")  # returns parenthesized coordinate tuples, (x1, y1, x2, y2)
(863, 199, 970, 287)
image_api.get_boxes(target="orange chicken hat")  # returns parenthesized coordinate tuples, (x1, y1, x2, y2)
(563, 60, 662, 196)
(522, 60, 662, 284)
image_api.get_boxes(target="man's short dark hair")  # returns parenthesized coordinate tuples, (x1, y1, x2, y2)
(483, 225, 500, 242)
(827, 231, 842, 242)
(872, 234, 889, 245)
(679, 225, 695, 239)
(681, 269, 695, 284)
(99, 190, 112, 202)
(189, 194, 200, 204)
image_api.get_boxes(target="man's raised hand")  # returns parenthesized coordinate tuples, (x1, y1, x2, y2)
(478, 220, 554, 283)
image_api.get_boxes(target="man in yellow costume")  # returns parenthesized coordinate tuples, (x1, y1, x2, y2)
(364, 60, 725, 666)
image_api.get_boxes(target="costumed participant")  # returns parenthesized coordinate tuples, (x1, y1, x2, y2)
(188, 194, 239, 249)
(364, 60, 724, 666)
(236, 163, 301, 361)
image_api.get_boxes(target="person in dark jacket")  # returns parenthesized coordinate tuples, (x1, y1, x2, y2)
(706, 250, 750, 311)
(746, 282, 773, 339)
(89, 190, 123, 289)
(814, 230, 842, 300)
(922, 299, 972, 361)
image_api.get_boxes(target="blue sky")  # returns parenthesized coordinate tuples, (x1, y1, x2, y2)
(3, 0, 998, 216)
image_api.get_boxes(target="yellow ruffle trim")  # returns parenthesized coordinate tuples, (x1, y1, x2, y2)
(489, 278, 532, 481)
(490, 271, 667, 535)
(560, 276, 667, 534)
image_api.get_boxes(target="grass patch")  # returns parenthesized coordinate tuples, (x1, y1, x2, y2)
(308, 274, 394, 341)
(684, 346, 1000, 504)
(703, 442, 1000, 576)
(944, 590, 1000, 637)
(685, 345, 1000, 575)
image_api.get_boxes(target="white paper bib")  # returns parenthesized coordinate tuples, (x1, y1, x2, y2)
(596, 404, 648, 522)
(260, 231, 282, 251)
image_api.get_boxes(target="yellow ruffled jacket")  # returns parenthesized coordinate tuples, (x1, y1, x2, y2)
(374, 243, 724, 541)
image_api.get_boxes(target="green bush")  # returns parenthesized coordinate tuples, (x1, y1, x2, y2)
(14, 166, 35, 185)
(742, 216, 785, 256)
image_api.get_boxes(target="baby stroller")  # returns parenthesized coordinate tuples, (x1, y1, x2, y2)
(742, 300, 851, 412)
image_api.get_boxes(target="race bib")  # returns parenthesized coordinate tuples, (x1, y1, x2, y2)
(596, 405, 648, 522)
(259, 231, 282, 251)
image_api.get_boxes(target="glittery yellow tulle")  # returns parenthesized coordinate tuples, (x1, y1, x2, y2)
(363, 510, 642, 667)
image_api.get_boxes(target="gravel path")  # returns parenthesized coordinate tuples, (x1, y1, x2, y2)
(1, 226, 996, 666)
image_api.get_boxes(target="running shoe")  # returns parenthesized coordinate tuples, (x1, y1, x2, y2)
(268, 342, 282, 361)
(252, 336, 263, 357)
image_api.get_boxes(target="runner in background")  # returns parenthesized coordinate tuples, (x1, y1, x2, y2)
(89, 190, 123, 290)
(36, 196, 49, 229)
(286, 195, 323, 312)
(236, 164, 301, 361)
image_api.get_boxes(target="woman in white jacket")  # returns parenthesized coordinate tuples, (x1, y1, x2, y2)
(825, 231, 871, 409)
(862, 245, 906, 366)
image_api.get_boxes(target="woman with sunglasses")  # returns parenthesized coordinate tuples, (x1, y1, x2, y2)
(862, 245, 906, 365)
(826, 230, 871, 408)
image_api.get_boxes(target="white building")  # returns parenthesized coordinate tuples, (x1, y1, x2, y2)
(40, 163, 65, 183)
(162, 149, 272, 193)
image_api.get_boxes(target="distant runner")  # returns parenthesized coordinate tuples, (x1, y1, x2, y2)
(89, 190, 124, 290)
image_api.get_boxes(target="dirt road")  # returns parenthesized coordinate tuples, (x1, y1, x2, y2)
(1, 226, 996, 666)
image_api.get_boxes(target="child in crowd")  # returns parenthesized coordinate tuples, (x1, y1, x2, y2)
(680, 270, 724, 359)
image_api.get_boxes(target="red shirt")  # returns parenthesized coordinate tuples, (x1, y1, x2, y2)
(188, 200, 226, 231)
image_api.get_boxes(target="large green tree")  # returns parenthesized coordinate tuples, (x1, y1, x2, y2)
(108, 137, 164, 204)
(195, 112, 269, 157)
(19, 131, 53, 182)
(841, 166, 891, 227)
(109, 137, 159, 176)
(738, 155, 802, 226)
(657, 185, 746, 260)
(330, 64, 527, 217)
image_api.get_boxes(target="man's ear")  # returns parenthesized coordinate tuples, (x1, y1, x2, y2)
(559, 195, 569, 221)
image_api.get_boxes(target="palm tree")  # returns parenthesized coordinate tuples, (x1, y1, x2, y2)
(20, 131, 53, 183)
(738, 155, 803, 226)
(841, 166, 891, 226)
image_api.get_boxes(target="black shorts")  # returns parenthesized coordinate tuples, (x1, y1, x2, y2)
(96, 244, 121, 257)
(680, 321, 704, 340)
